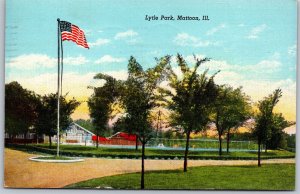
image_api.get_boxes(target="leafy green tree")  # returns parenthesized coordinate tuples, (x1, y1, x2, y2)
(160, 54, 218, 172)
(75, 119, 95, 132)
(120, 55, 171, 189)
(286, 133, 296, 150)
(162, 129, 175, 139)
(212, 86, 251, 155)
(88, 73, 122, 148)
(266, 113, 290, 150)
(35, 94, 79, 148)
(112, 117, 127, 133)
(5, 81, 39, 143)
(253, 89, 282, 167)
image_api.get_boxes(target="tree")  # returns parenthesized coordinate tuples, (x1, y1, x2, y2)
(253, 89, 282, 167)
(122, 56, 148, 150)
(35, 93, 79, 148)
(160, 54, 218, 172)
(88, 73, 122, 148)
(286, 133, 296, 150)
(75, 119, 95, 132)
(212, 86, 251, 155)
(5, 81, 39, 143)
(120, 55, 171, 189)
(112, 116, 128, 134)
(266, 113, 289, 150)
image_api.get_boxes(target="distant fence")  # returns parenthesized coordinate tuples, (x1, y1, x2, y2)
(5, 133, 44, 144)
(5, 138, 44, 144)
(145, 138, 263, 151)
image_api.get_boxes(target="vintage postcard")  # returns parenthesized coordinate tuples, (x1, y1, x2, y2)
(4, 0, 297, 190)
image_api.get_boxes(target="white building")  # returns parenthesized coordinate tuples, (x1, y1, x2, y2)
(49, 122, 95, 145)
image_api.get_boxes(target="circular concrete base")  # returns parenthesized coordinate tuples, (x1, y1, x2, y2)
(29, 156, 84, 163)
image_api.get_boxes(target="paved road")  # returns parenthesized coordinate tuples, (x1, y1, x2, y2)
(4, 148, 295, 188)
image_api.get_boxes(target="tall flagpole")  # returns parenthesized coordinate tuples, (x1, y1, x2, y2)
(57, 18, 61, 157)
(60, 29, 64, 95)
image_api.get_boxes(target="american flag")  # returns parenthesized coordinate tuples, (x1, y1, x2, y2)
(60, 21, 89, 49)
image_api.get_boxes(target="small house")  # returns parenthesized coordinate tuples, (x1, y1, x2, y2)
(61, 122, 95, 145)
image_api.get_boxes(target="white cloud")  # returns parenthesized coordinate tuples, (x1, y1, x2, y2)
(83, 29, 92, 36)
(7, 54, 89, 69)
(248, 60, 281, 73)
(270, 52, 281, 60)
(288, 44, 296, 56)
(64, 55, 89, 65)
(89, 38, 110, 47)
(206, 23, 226, 36)
(95, 55, 126, 64)
(7, 54, 56, 69)
(6, 72, 94, 97)
(205, 59, 281, 74)
(103, 70, 128, 81)
(174, 54, 282, 75)
(173, 33, 217, 47)
(246, 24, 267, 39)
(114, 30, 138, 40)
(185, 54, 207, 64)
(6, 70, 129, 98)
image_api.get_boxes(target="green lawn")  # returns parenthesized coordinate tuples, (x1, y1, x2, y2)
(26, 144, 294, 159)
(34, 156, 73, 160)
(65, 164, 295, 190)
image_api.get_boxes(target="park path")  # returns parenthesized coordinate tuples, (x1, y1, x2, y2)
(4, 148, 295, 188)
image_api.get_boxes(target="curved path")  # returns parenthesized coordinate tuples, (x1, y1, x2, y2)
(4, 148, 295, 188)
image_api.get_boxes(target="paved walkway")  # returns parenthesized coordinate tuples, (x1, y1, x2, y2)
(4, 148, 295, 188)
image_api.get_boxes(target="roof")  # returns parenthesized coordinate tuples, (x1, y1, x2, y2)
(72, 122, 96, 136)
(108, 132, 137, 141)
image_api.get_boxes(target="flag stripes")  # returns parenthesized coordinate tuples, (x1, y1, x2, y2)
(60, 21, 89, 49)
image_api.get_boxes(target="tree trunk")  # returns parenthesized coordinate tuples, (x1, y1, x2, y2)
(96, 133, 99, 149)
(141, 138, 145, 189)
(183, 130, 191, 172)
(49, 135, 52, 148)
(265, 143, 267, 153)
(36, 131, 39, 144)
(24, 132, 27, 145)
(218, 133, 222, 156)
(135, 135, 139, 151)
(226, 129, 230, 153)
(258, 141, 261, 167)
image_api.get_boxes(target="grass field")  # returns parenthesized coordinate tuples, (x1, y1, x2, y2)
(66, 164, 295, 190)
(25, 144, 294, 159)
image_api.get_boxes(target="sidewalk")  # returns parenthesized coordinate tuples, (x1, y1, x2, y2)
(4, 148, 295, 188)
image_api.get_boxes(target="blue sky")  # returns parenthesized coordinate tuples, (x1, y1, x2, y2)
(5, 0, 297, 121)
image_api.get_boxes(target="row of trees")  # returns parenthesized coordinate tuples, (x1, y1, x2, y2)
(5, 54, 292, 190)
(5, 82, 80, 147)
(88, 54, 292, 189)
